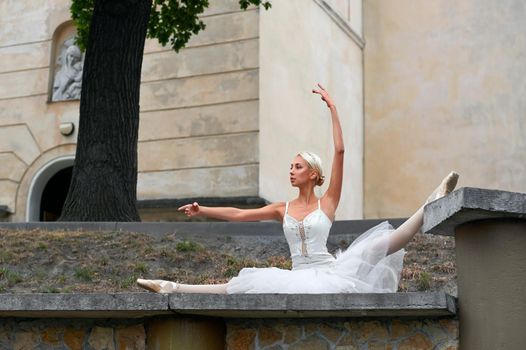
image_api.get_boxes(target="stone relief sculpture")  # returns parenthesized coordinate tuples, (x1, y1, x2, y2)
(52, 37, 84, 101)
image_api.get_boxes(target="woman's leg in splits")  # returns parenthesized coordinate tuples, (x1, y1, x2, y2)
(387, 171, 459, 255)
(137, 279, 228, 294)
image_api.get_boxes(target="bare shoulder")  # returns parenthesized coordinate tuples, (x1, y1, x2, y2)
(267, 201, 286, 220)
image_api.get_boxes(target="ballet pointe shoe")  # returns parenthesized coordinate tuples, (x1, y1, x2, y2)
(426, 171, 460, 204)
(136, 279, 179, 293)
(136, 279, 162, 293)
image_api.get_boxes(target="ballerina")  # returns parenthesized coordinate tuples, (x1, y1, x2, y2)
(137, 84, 459, 294)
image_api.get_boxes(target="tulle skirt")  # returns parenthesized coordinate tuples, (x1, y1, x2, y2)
(226, 221, 405, 294)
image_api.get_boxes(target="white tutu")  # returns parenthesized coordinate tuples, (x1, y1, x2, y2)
(226, 221, 405, 294)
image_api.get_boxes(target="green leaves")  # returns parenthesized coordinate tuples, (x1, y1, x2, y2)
(147, 0, 208, 52)
(70, 0, 96, 51)
(70, 0, 271, 53)
(239, 0, 271, 10)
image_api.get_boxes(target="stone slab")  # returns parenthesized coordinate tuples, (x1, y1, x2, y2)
(0, 292, 456, 319)
(144, 9, 259, 53)
(141, 39, 258, 82)
(139, 69, 258, 112)
(138, 132, 258, 172)
(0, 41, 51, 74)
(0, 68, 49, 100)
(0, 222, 118, 232)
(137, 164, 259, 198)
(169, 292, 456, 318)
(0, 293, 170, 318)
(138, 100, 258, 142)
(423, 187, 526, 236)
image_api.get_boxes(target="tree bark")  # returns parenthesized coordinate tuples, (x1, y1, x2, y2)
(60, 0, 152, 221)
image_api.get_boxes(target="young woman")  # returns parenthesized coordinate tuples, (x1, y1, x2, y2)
(137, 84, 459, 294)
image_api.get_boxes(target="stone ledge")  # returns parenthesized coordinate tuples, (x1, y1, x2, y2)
(0, 293, 170, 318)
(0, 292, 456, 319)
(423, 187, 526, 236)
(0, 218, 407, 236)
(169, 292, 457, 318)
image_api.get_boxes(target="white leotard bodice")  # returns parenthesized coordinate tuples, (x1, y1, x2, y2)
(283, 200, 336, 270)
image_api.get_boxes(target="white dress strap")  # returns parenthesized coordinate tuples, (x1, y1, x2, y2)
(317, 199, 321, 210)
(285, 201, 289, 215)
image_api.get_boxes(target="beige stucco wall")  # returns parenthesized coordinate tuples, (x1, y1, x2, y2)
(324, 0, 363, 36)
(0, 0, 79, 221)
(259, 0, 364, 219)
(364, 0, 526, 218)
(0, 0, 262, 221)
(137, 3, 261, 200)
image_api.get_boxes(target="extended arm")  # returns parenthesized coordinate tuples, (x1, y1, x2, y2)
(178, 202, 284, 222)
(312, 84, 345, 215)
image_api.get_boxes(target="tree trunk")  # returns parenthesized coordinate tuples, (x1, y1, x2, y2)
(60, 0, 152, 221)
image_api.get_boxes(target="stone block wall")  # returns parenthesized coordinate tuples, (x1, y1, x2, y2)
(226, 318, 458, 350)
(0, 316, 458, 350)
(0, 318, 146, 350)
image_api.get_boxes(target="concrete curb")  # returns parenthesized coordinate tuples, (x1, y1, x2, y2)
(0, 218, 408, 236)
(0, 292, 456, 318)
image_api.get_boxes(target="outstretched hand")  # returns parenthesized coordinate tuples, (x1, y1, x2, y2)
(178, 202, 200, 217)
(312, 83, 335, 109)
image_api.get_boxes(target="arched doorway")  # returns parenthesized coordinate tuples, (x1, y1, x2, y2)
(40, 166, 73, 221)
(26, 156, 75, 221)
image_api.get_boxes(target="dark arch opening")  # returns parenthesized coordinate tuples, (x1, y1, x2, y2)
(40, 166, 73, 221)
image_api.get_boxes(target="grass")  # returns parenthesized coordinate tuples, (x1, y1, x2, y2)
(0, 267, 23, 286)
(417, 271, 432, 291)
(0, 228, 456, 294)
(119, 275, 138, 289)
(57, 274, 67, 284)
(133, 262, 148, 274)
(74, 266, 94, 282)
(0, 251, 14, 264)
(175, 240, 202, 252)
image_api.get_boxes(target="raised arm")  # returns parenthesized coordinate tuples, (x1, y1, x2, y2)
(312, 84, 344, 214)
(178, 202, 284, 222)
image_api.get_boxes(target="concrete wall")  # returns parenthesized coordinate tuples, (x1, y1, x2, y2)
(363, 0, 526, 218)
(259, 0, 364, 219)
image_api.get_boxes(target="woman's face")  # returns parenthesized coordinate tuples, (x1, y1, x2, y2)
(290, 155, 317, 187)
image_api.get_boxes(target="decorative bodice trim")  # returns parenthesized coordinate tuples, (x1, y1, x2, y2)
(283, 200, 335, 269)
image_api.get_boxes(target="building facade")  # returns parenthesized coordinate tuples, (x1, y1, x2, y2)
(0, 0, 364, 222)
(1, 0, 525, 222)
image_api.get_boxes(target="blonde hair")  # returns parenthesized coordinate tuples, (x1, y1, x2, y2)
(298, 151, 325, 186)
